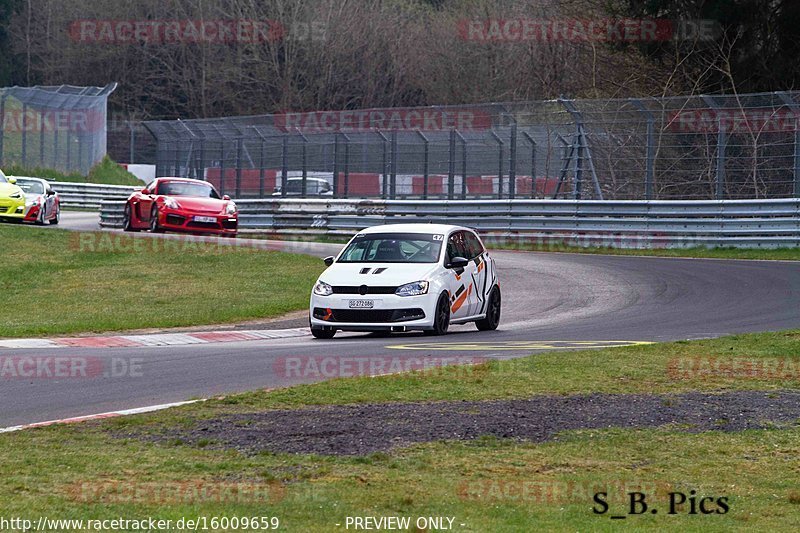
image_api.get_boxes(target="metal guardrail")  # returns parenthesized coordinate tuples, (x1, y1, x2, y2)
(99, 198, 800, 249)
(49, 181, 137, 210)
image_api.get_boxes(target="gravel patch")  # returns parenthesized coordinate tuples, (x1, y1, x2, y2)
(144, 390, 800, 456)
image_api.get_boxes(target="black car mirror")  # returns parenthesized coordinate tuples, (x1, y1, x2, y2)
(323, 256, 335, 266)
(446, 256, 469, 269)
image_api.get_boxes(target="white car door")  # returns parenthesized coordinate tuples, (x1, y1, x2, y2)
(464, 230, 490, 317)
(445, 231, 477, 320)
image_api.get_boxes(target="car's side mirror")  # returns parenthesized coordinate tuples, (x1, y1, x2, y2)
(446, 256, 470, 269)
(323, 256, 335, 267)
(273, 187, 280, 193)
(223, 195, 231, 201)
(46, 190, 55, 196)
(7, 177, 16, 184)
(141, 188, 149, 194)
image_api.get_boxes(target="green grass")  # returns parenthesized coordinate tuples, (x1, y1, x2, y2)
(0, 331, 799, 531)
(0, 225, 324, 337)
(5, 155, 142, 186)
(484, 240, 800, 261)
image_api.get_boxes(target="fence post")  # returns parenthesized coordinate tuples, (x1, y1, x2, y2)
(39, 112, 45, 166)
(416, 130, 429, 199)
(509, 120, 517, 198)
(21, 103, 27, 167)
(258, 135, 266, 197)
(53, 126, 59, 169)
(281, 135, 288, 197)
(390, 130, 398, 199)
(490, 130, 504, 198)
(295, 129, 309, 199)
(716, 123, 727, 200)
(573, 131, 583, 200)
(218, 140, 227, 196)
(343, 133, 350, 198)
(795, 128, 800, 198)
(333, 134, 340, 198)
(377, 131, 389, 198)
(522, 131, 537, 198)
(129, 121, 136, 164)
(448, 129, 456, 199)
(0, 94, 5, 164)
(632, 99, 656, 200)
(236, 138, 244, 197)
(453, 130, 468, 199)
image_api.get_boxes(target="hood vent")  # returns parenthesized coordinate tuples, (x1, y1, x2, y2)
(372, 268, 387, 274)
(360, 268, 371, 274)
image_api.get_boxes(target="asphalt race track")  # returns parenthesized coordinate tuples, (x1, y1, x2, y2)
(1, 212, 799, 427)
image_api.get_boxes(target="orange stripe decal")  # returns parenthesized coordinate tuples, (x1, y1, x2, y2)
(451, 284, 472, 313)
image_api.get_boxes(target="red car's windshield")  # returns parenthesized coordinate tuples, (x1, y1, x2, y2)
(158, 181, 220, 199)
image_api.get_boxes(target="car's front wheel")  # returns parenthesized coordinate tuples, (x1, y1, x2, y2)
(50, 207, 60, 225)
(425, 293, 451, 336)
(149, 206, 164, 233)
(476, 286, 501, 331)
(122, 204, 135, 231)
(311, 328, 336, 339)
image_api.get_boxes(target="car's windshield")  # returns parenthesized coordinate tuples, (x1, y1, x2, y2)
(338, 233, 443, 263)
(15, 179, 45, 195)
(158, 181, 220, 199)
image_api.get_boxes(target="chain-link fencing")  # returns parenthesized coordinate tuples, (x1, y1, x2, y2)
(144, 91, 800, 200)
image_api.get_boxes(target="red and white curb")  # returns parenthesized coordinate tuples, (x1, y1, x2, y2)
(0, 328, 310, 349)
(0, 400, 202, 434)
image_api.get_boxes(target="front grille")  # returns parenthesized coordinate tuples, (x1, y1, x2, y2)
(313, 307, 425, 323)
(187, 221, 221, 229)
(331, 286, 398, 295)
(221, 219, 237, 230)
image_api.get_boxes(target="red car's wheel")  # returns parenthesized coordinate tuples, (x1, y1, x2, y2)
(123, 204, 136, 232)
(149, 206, 164, 233)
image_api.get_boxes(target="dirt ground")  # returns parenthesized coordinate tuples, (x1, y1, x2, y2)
(130, 390, 800, 456)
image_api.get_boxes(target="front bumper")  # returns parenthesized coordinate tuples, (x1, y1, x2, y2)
(0, 199, 26, 220)
(158, 208, 238, 235)
(309, 293, 436, 331)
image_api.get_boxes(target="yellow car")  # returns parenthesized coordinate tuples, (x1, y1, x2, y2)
(0, 168, 26, 221)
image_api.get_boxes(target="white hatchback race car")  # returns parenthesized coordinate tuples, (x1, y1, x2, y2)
(309, 224, 501, 338)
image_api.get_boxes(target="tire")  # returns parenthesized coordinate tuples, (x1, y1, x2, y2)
(424, 293, 451, 336)
(149, 206, 164, 233)
(311, 328, 336, 339)
(122, 204, 134, 231)
(476, 286, 501, 331)
(50, 207, 60, 225)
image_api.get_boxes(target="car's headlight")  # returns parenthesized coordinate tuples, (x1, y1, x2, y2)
(25, 196, 41, 207)
(225, 202, 237, 215)
(313, 280, 333, 296)
(164, 198, 180, 209)
(395, 281, 429, 297)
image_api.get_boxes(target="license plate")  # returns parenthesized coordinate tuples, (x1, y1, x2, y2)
(193, 216, 217, 223)
(349, 299, 374, 309)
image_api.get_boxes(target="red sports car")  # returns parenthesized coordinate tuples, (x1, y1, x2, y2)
(123, 177, 238, 237)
